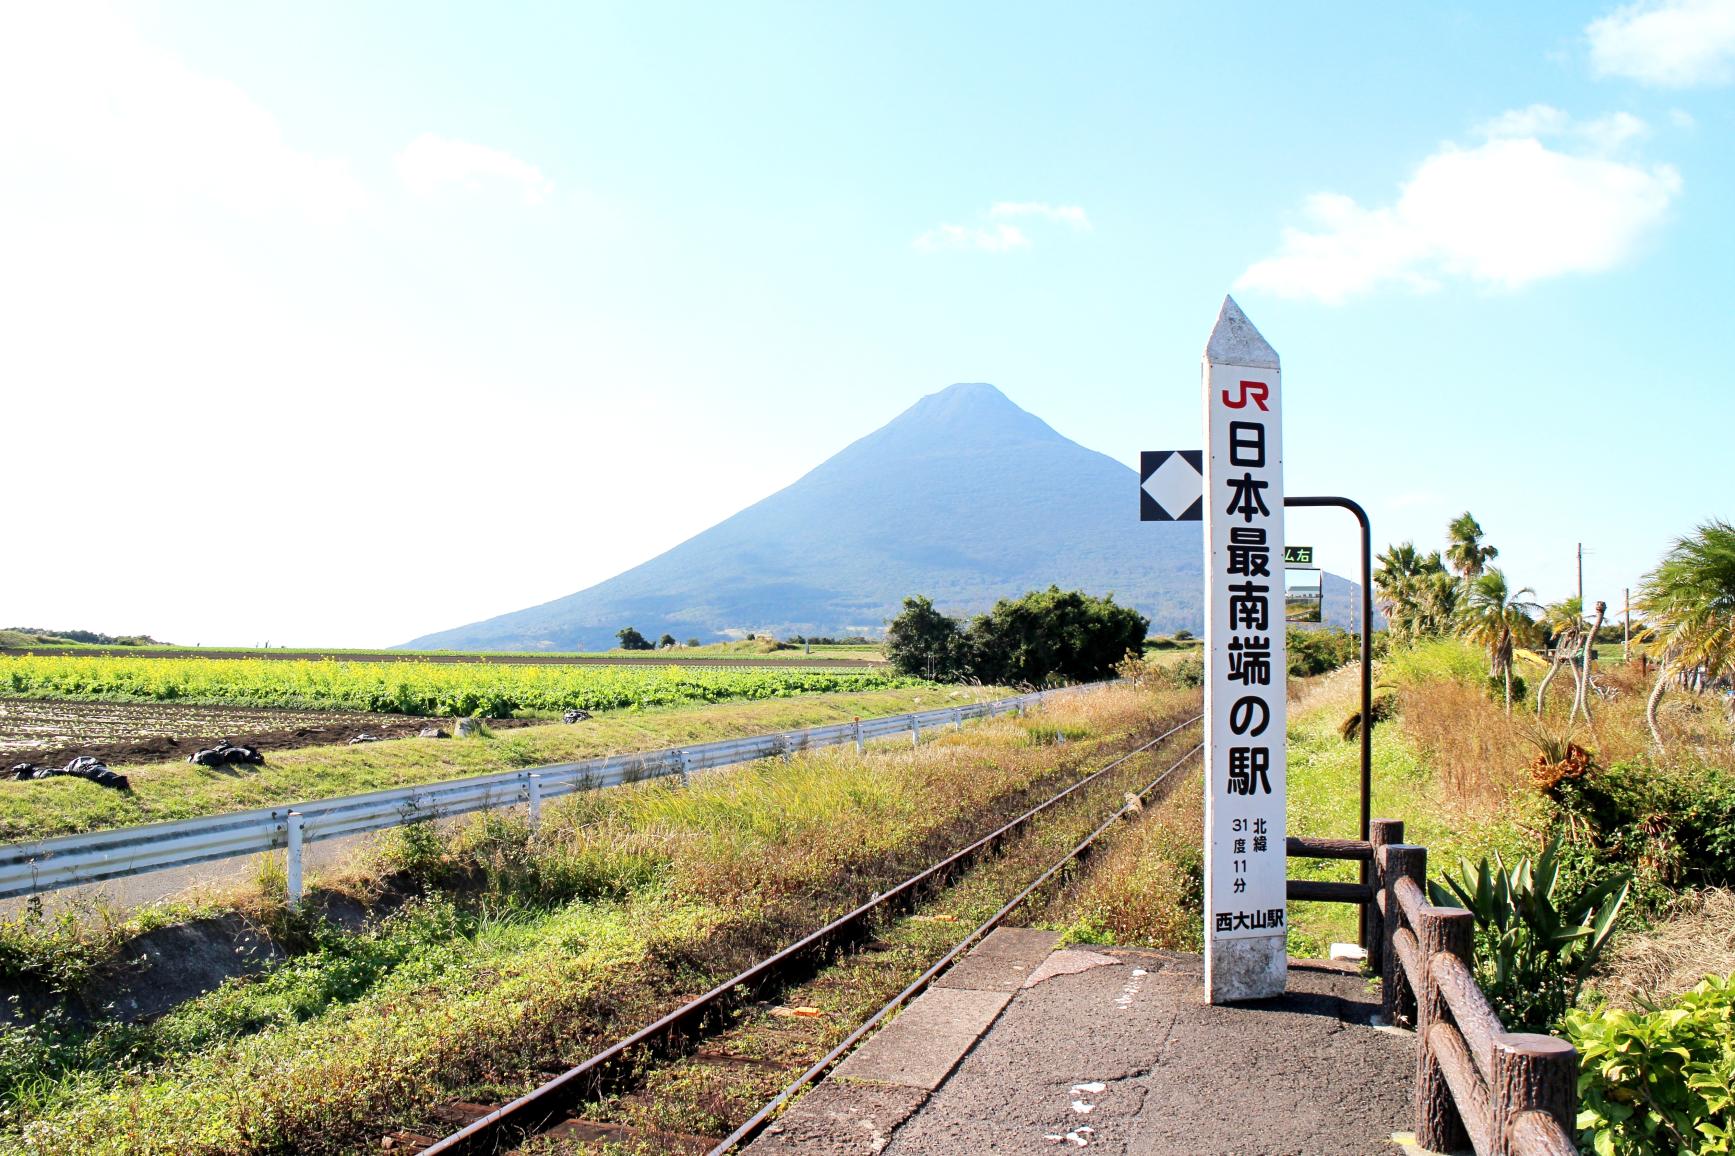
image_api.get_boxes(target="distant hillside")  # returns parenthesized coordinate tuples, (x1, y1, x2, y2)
(0, 627, 165, 648)
(403, 383, 1204, 651)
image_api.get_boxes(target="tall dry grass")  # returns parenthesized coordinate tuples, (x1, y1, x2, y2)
(1596, 888, 1735, 1006)
(1390, 644, 1725, 817)
(1397, 679, 1533, 815)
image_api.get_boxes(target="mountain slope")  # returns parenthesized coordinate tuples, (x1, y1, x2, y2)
(403, 383, 1203, 650)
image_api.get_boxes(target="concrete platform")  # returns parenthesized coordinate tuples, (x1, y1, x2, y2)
(749, 930, 1415, 1155)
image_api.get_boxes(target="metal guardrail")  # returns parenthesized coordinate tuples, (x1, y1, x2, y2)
(0, 685, 1101, 903)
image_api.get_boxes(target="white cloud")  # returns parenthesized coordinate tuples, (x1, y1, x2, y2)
(989, 201, 1092, 229)
(1478, 104, 1648, 151)
(913, 222, 1030, 252)
(0, 3, 367, 221)
(914, 201, 1089, 253)
(1236, 110, 1680, 304)
(1587, 0, 1735, 87)
(396, 133, 554, 205)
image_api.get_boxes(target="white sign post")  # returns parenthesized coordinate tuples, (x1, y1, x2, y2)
(1202, 296, 1288, 1004)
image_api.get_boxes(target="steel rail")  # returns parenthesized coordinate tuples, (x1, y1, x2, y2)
(710, 738, 1205, 1154)
(417, 710, 1204, 1156)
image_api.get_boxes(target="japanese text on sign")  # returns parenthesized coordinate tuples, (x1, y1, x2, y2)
(1205, 372, 1288, 944)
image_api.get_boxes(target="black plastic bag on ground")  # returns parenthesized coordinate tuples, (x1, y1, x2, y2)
(7, 758, 131, 791)
(187, 740, 265, 767)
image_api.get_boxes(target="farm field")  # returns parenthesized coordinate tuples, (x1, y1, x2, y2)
(0, 686, 971, 842)
(0, 699, 542, 769)
(0, 654, 918, 719)
(0, 641, 886, 666)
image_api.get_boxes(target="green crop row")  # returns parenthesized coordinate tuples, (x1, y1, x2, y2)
(0, 655, 925, 718)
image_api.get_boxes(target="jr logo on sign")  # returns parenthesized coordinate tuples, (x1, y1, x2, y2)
(1220, 379, 1270, 411)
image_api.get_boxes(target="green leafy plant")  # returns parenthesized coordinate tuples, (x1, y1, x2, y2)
(1429, 838, 1629, 1030)
(1568, 972, 1735, 1155)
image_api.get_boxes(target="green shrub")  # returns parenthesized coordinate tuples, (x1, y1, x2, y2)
(1430, 838, 1628, 1031)
(1553, 758, 1735, 894)
(1568, 972, 1735, 1155)
(1149, 655, 1204, 690)
(1384, 638, 1490, 687)
(1287, 627, 1358, 676)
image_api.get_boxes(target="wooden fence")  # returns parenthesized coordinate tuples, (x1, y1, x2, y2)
(1287, 821, 1580, 1155)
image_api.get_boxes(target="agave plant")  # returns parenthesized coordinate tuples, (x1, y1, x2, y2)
(1429, 838, 1629, 1031)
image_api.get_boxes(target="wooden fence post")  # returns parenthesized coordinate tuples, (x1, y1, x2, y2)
(1368, 818, 1403, 974)
(1415, 904, 1475, 1154)
(1382, 842, 1424, 1028)
(1491, 1033, 1578, 1156)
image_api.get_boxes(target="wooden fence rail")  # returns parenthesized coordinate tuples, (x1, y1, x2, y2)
(1287, 821, 1579, 1155)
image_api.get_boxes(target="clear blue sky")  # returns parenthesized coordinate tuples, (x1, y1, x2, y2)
(4, 1, 1730, 645)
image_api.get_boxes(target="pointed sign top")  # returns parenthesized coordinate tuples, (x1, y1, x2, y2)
(1204, 296, 1279, 370)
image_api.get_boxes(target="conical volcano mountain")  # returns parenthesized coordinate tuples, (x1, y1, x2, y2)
(403, 383, 1203, 650)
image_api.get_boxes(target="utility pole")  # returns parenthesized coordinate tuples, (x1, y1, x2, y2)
(1624, 588, 1630, 662)
(1577, 543, 1584, 610)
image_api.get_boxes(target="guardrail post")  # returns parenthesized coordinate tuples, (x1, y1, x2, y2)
(853, 717, 863, 755)
(1415, 902, 1475, 1154)
(1368, 818, 1403, 974)
(677, 750, 691, 788)
(912, 717, 920, 746)
(1383, 842, 1424, 1028)
(285, 810, 305, 909)
(954, 708, 963, 732)
(1491, 1034, 1577, 1156)
(527, 773, 543, 831)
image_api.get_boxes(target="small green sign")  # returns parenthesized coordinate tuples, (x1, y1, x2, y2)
(1284, 545, 1314, 565)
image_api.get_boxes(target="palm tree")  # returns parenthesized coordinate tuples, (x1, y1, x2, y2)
(1446, 512, 1500, 585)
(1417, 560, 1461, 637)
(1375, 543, 1457, 642)
(1635, 520, 1735, 751)
(1456, 568, 1540, 715)
(1375, 542, 1427, 636)
(1534, 596, 1584, 717)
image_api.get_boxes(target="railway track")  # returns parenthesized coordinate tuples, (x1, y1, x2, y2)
(394, 709, 1205, 1156)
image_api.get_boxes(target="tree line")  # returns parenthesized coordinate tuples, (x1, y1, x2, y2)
(883, 586, 1148, 685)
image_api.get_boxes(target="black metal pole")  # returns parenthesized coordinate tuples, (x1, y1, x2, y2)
(1283, 495, 1374, 948)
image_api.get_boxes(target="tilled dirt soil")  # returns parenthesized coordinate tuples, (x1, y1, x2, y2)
(0, 698, 539, 768)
